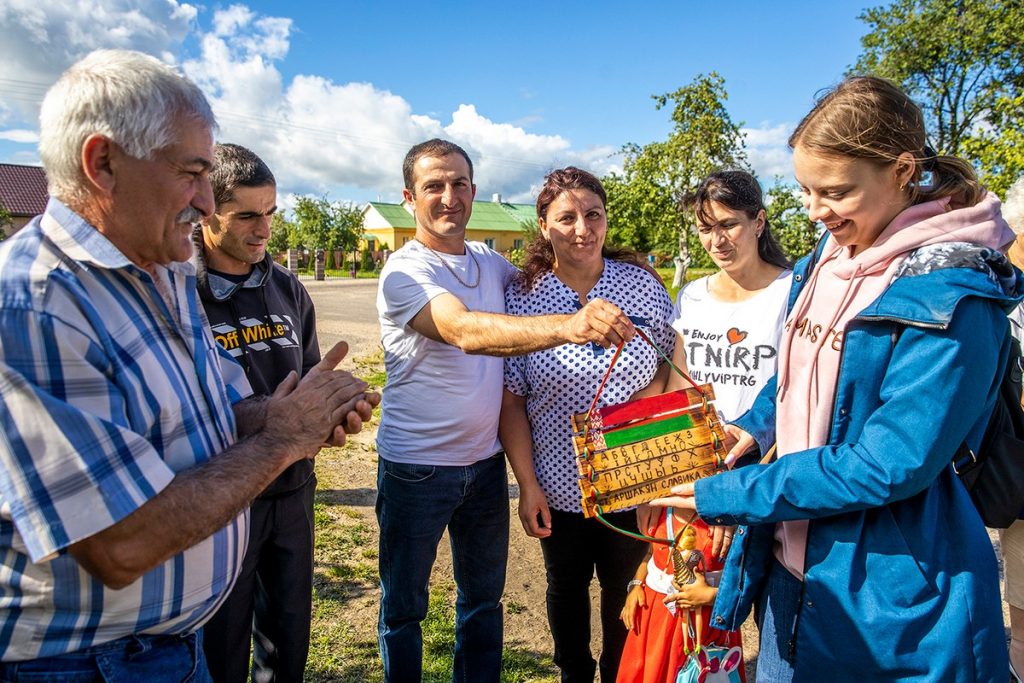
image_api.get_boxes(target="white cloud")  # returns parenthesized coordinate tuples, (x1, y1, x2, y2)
(0, 129, 39, 143)
(742, 122, 795, 183)
(184, 8, 594, 202)
(211, 4, 253, 36)
(743, 123, 790, 148)
(0, 0, 197, 119)
(0, 1, 615, 205)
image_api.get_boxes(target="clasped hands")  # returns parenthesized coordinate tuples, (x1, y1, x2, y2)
(264, 341, 381, 458)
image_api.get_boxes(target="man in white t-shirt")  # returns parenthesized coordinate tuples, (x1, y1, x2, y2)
(376, 139, 635, 682)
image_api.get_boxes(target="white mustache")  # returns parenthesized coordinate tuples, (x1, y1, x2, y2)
(176, 206, 204, 224)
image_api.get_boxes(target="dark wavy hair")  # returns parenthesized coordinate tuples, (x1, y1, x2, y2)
(518, 166, 644, 290)
(692, 170, 791, 269)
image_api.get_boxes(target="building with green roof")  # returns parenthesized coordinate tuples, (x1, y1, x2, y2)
(361, 195, 535, 254)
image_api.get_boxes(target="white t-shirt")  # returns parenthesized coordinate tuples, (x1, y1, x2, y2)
(671, 270, 792, 422)
(376, 240, 517, 465)
(504, 260, 676, 512)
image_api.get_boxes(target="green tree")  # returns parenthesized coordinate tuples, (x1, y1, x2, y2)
(960, 93, 1024, 197)
(0, 204, 10, 242)
(292, 196, 364, 267)
(603, 73, 748, 284)
(506, 218, 540, 268)
(332, 202, 365, 254)
(852, 0, 1024, 192)
(764, 179, 821, 262)
(603, 168, 675, 255)
(267, 211, 298, 256)
(360, 248, 375, 272)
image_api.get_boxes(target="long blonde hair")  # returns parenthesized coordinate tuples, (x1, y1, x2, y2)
(789, 76, 983, 207)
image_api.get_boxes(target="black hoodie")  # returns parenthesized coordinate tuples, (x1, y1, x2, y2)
(193, 229, 319, 497)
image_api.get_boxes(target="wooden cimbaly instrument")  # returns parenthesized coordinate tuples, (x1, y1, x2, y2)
(570, 330, 729, 521)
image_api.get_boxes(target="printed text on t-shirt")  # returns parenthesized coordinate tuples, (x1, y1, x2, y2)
(785, 316, 844, 352)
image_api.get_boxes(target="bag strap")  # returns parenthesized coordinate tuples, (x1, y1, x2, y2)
(759, 443, 778, 465)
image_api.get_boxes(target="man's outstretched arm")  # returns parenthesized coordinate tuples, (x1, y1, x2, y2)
(410, 293, 635, 356)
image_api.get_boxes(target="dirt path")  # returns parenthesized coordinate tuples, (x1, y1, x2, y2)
(304, 280, 761, 680)
(305, 278, 1010, 680)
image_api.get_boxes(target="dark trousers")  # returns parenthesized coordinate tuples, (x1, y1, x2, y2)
(539, 509, 647, 683)
(376, 453, 510, 683)
(203, 477, 316, 683)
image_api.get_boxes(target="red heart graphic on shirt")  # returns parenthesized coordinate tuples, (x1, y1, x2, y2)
(727, 328, 747, 345)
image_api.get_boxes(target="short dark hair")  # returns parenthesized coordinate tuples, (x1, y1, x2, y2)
(402, 138, 474, 193)
(211, 143, 275, 208)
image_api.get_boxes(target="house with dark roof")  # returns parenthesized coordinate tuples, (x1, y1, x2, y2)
(362, 194, 534, 254)
(0, 163, 48, 237)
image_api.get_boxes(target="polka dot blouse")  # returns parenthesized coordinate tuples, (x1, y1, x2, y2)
(504, 260, 676, 513)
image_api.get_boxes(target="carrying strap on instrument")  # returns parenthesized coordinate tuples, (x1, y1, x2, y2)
(581, 328, 718, 544)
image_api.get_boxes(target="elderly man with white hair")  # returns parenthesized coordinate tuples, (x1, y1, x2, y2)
(0, 49, 375, 680)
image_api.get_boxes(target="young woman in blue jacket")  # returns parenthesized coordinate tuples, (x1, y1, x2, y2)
(653, 76, 1020, 682)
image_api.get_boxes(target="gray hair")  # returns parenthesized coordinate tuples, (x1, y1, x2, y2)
(1004, 177, 1024, 236)
(39, 49, 216, 204)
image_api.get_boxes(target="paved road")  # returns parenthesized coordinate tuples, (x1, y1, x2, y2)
(300, 278, 382, 366)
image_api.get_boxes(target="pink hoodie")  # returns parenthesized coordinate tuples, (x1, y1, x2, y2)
(772, 193, 1014, 579)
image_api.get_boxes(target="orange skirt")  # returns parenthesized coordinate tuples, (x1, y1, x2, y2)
(616, 510, 745, 683)
(616, 593, 744, 683)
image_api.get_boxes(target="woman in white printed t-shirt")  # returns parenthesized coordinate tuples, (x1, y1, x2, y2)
(618, 171, 793, 681)
(667, 170, 793, 425)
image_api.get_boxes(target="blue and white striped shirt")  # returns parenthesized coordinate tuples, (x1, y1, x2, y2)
(0, 199, 252, 660)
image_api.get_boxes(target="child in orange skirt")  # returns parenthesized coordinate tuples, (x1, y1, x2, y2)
(616, 508, 745, 683)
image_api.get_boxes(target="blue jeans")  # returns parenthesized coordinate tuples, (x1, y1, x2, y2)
(0, 631, 211, 682)
(755, 559, 801, 683)
(376, 452, 509, 683)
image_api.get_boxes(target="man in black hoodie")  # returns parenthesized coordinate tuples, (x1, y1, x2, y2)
(194, 143, 367, 681)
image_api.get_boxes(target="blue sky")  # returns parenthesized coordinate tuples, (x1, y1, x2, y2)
(0, 0, 872, 206)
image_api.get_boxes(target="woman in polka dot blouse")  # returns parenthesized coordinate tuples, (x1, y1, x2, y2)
(499, 166, 676, 682)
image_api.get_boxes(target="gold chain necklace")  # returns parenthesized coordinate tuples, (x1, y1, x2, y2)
(416, 239, 481, 289)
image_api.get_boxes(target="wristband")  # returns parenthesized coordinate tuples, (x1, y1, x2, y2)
(627, 579, 644, 591)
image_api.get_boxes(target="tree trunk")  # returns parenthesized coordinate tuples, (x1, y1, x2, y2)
(671, 235, 690, 290)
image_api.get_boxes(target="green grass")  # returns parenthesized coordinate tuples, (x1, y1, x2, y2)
(420, 582, 558, 683)
(655, 266, 716, 300)
(307, 513, 558, 682)
(506, 600, 526, 615)
(355, 349, 387, 390)
(305, 351, 557, 682)
(305, 441, 384, 682)
(306, 490, 383, 682)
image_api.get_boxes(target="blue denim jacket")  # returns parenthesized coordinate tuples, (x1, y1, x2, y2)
(696, 241, 1021, 682)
